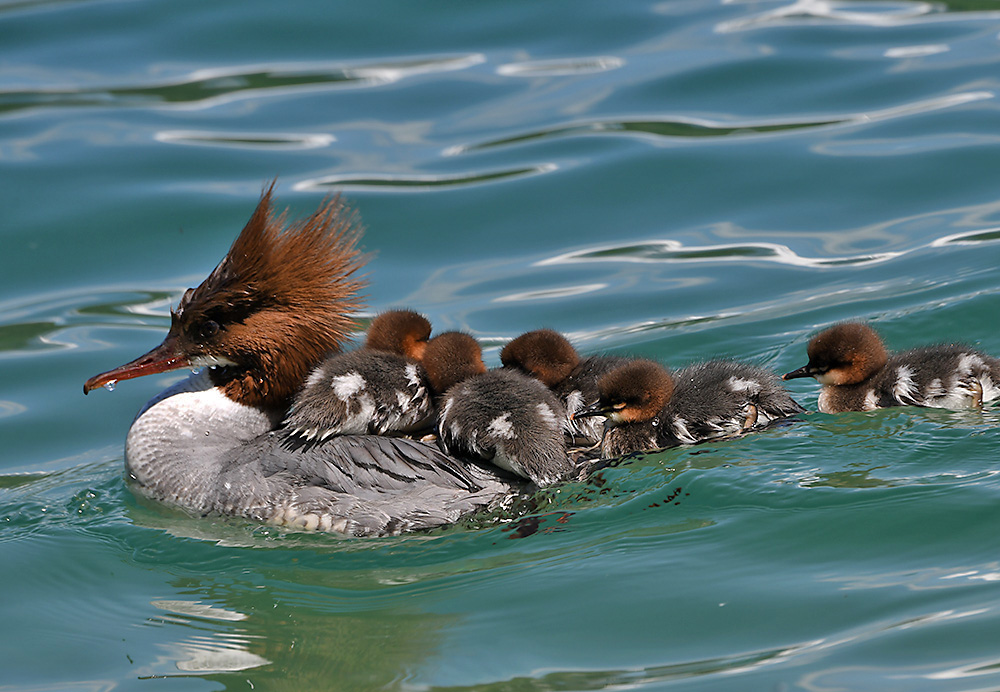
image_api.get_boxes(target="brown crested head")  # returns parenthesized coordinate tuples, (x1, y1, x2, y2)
(84, 183, 367, 413)
(364, 309, 432, 360)
(783, 322, 888, 385)
(421, 331, 487, 395)
(577, 359, 673, 424)
(499, 328, 580, 387)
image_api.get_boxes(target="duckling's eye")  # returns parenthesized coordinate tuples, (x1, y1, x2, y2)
(199, 320, 220, 340)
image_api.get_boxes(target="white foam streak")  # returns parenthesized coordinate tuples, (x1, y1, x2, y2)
(155, 130, 335, 149)
(497, 56, 624, 77)
(718, 0, 938, 32)
(536, 239, 902, 269)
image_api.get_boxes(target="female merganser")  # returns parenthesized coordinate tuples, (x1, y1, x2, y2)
(578, 358, 804, 458)
(283, 310, 434, 439)
(783, 322, 1000, 413)
(83, 186, 520, 536)
(499, 329, 631, 445)
(423, 331, 575, 487)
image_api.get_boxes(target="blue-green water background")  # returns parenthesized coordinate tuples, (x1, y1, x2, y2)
(4, 0, 1000, 689)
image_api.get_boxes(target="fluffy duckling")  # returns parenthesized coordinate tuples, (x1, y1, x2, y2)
(424, 331, 574, 486)
(783, 322, 1000, 413)
(283, 309, 433, 439)
(574, 360, 674, 458)
(578, 359, 804, 458)
(499, 328, 631, 445)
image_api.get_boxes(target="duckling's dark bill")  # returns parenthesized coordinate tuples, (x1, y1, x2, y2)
(782, 365, 814, 381)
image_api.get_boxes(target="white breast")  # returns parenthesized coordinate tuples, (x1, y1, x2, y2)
(124, 372, 278, 511)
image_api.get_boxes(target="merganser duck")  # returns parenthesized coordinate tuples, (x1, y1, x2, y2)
(499, 329, 631, 445)
(783, 322, 1000, 413)
(283, 310, 434, 439)
(578, 359, 804, 458)
(83, 186, 520, 536)
(423, 331, 575, 487)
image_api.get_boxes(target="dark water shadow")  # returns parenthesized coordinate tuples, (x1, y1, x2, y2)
(450, 115, 845, 155)
(155, 130, 335, 150)
(0, 54, 483, 116)
(421, 643, 796, 692)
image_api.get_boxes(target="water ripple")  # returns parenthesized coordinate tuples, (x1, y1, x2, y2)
(885, 44, 950, 58)
(0, 288, 176, 357)
(493, 283, 608, 303)
(0, 54, 485, 116)
(423, 601, 1000, 691)
(446, 92, 991, 154)
(537, 239, 901, 269)
(424, 644, 801, 691)
(537, 214, 1000, 273)
(717, 0, 939, 32)
(294, 163, 557, 192)
(497, 55, 625, 77)
(155, 130, 335, 150)
(143, 600, 270, 675)
(931, 226, 1000, 246)
(446, 115, 844, 155)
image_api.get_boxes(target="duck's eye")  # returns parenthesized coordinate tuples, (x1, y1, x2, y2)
(199, 320, 220, 340)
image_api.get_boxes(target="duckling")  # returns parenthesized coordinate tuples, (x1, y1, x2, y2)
(424, 331, 574, 486)
(283, 309, 433, 439)
(365, 308, 432, 361)
(499, 328, 631, 445)
(783, 321, 1000, 413)
(669, 360, 805, 443)
(574, 360, 674, 458)
(578, 359, 804, 458)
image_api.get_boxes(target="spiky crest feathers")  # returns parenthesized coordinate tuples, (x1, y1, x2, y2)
(170, 184, 367, 411)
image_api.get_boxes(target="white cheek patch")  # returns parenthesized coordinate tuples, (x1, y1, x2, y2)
(815, 371, 839, 386)
(189, 355, 239, 369)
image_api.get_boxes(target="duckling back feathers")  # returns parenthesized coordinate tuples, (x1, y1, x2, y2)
(437, 369, 573, 486)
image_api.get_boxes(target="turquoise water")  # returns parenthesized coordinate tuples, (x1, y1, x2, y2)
(4, 0, 1000, 688)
